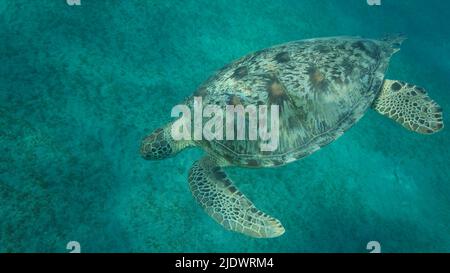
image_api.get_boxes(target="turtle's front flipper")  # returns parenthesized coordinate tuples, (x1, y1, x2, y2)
(188, 155, 285, 238)
(372, 79, 444, 134)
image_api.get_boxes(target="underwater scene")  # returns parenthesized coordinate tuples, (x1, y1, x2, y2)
(1, 0, 449, 253)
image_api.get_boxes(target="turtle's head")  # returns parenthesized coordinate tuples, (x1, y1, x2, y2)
(140, 123, 191, 160)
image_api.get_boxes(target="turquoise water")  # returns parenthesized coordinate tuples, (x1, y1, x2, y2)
(1, 0, 449, 252)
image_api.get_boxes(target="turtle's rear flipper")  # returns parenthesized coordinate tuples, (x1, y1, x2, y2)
(188, 155, 285, 238)
(372, 79, 444, 134)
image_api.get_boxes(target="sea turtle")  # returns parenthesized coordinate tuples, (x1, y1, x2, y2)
(140, 36, 444, 238)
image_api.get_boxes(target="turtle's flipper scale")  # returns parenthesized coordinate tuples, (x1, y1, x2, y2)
(373, 79, 444, 134)
(188, 155, 285, 238)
